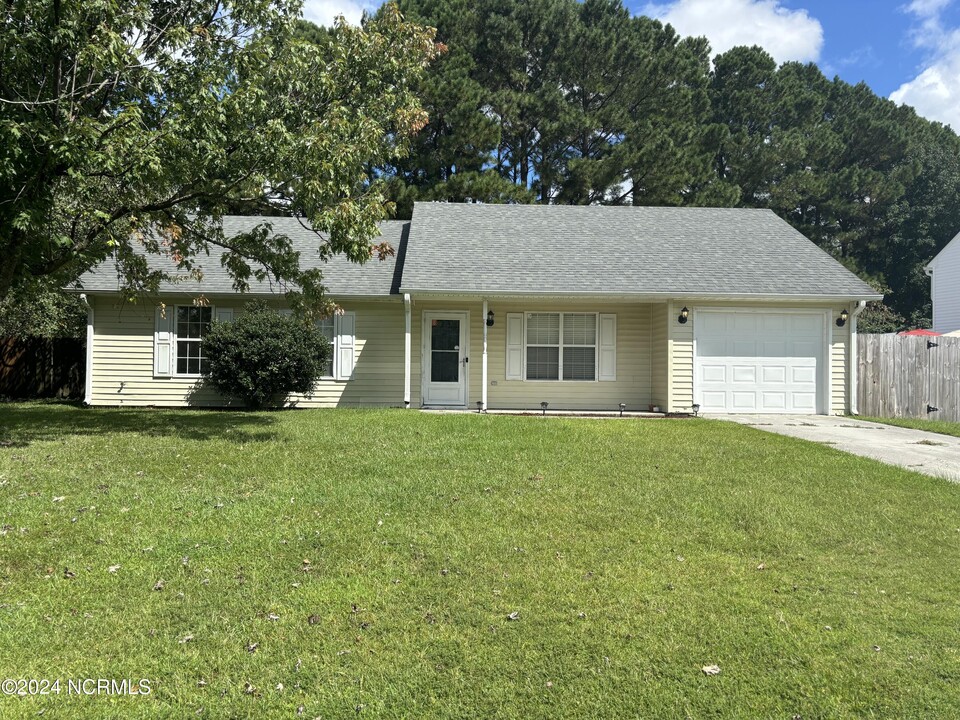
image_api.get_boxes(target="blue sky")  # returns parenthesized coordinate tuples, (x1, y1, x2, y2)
(307, 0, 960, 129)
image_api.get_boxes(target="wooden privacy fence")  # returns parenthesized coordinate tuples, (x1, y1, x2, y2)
(858, 334, 960, 421)
(0, 337, 84, 399)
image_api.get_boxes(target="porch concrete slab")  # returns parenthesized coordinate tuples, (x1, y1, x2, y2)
(718, 414, 960, 482)
(421, 409, 665, 419)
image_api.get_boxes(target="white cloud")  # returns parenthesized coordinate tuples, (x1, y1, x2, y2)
(301, 0, 371, 27)
(643, 0, 823, 65)
(890, 2, 960, 129)
(905, 0, 952, 19)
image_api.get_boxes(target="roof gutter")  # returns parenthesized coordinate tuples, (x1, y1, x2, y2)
(66, 289, 399, 301)
(79, 294, 94, 407)
(848, 300, 868, 415)
(399, 289, 884, 303)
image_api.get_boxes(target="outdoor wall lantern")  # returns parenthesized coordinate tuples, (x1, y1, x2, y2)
(486, 310, 495, 327)
(836, 309, 849, 327)
(678, 306, 689, 324)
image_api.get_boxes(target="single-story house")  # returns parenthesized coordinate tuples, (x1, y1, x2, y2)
(925, 229, 960, 333)
(74, 202, 881, 414)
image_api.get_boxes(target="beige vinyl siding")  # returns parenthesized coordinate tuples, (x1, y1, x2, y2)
(410, 299, 654, 411)
(650, 303, 669, 409)
(88, 296, 405, 407)
(89, 294, 853, 414)
(668, 301, 694, 413)
(831, 308, 850, 415)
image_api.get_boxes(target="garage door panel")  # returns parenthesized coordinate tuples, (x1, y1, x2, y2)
(761, 314, 787, 332)
(701, 365, 726, 383)
(733, 315, 758, 333)
(792, 392, 817, 410)
(695, 311, 824, 414)
(698, 338, 728, 357)
(761, 340, 789, 357)
(733, 340, 757, 356)
(761, 392, 787, 409)
(731, 392, 757, 411)
(792, 340, 819, 357)
(701, 391, 727, 409)
(761, 366, 786, 383)
(699, 314, 729, 334)
(792, 315, 821, 333)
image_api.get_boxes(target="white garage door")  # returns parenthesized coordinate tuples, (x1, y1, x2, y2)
(694, 311, 825, 414)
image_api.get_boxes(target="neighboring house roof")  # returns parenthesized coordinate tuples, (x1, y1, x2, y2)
(400, 202, 880, 299)
(75, 216, 409, 297)
(897, 329, 941, 336)
(925, 229, 960, 271)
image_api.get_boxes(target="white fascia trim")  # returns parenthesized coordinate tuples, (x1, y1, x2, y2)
(401, 289, 883, 303)
(71, 290, 398, 302)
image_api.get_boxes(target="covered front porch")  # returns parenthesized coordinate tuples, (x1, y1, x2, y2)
(401, 296, 675, 413)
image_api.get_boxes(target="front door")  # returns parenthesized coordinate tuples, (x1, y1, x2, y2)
(423, 312, 468, 407)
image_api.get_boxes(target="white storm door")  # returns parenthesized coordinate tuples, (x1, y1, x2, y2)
(695, 310, 825, 414)
(423, 312, 468, 407)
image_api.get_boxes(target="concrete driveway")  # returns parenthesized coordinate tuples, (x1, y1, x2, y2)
(718, 414, 960, 482)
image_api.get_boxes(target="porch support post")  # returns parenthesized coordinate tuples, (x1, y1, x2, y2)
(403, 293, 411, 408)
(481, 298, 488, 412)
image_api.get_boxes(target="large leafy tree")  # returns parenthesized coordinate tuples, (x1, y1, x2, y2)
(0, 0, 438, 307)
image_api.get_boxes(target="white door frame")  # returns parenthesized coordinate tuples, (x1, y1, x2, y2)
(421, 311, 470, 407)
(692, 306, 831, 415)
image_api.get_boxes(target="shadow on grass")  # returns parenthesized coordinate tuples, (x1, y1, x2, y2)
(0, 401, 279, 447)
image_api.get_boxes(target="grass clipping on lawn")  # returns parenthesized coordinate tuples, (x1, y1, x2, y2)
(1, 404, 960, 718)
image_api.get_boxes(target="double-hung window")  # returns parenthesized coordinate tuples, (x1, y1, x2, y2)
(317, 316, 336, 378)
(525, 313, 561, 380)
(155, 304, 231, 377)
(155, 305, 354, 380)
(505, 311, 614, 383)
(175, 306, 213, 375)
(561, 313, 597, 380)
(313, 312, 355, 380)
(525, 312, 597, 381)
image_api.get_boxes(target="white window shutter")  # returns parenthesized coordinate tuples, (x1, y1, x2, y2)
(215, 308, 234, 323)
(335, 312, 356, 380)
(154, 306, 174, 376)
(598, 313, 616, 381)
(505, 313, 523, 380)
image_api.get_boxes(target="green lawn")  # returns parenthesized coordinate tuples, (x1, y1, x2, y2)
(2, 404, 960, 718)
(858, 415, 960, 439)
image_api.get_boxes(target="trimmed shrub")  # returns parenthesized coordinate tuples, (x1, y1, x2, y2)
(202, 300, 329, 408)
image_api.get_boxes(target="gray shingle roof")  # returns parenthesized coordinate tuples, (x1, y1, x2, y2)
(77, 204, 881, 300)
(400, 202, 881, 299)
(76, 216, 408, 297)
